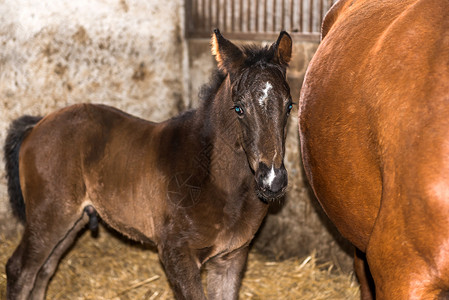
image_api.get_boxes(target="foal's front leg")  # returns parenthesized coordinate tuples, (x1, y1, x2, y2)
(206, 246, 249, 300)
(158, 245, 206, 300)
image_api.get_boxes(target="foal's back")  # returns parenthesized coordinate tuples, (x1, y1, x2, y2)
(20, 103, 184, 241)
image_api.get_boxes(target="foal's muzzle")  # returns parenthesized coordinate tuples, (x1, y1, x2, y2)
(255, 162, 288, 201)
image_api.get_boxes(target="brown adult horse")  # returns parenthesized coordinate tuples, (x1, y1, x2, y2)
(299, 0, 449, 299)
(4, 29, 293, 300)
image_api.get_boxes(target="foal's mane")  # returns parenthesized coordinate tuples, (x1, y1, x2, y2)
(199, 69, 227, 103)
(241, 44, 278, 67)
(198, 43, 278, 104)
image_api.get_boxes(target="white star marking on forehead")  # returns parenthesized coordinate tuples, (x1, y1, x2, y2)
(258, 82, 273, 108)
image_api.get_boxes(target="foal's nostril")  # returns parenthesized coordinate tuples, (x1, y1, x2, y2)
(256, 163, 271, 188)
(256, 162, 288, 194)
(270, 167, 288, 193)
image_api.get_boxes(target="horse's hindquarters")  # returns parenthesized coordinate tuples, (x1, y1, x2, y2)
(299, 63, 382, 252)
(300, 0, 449, 297)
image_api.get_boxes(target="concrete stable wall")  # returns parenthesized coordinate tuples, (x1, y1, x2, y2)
(0, 0, 185, 216)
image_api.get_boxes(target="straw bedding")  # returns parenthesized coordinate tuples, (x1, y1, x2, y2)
(0, 223, 359, 299)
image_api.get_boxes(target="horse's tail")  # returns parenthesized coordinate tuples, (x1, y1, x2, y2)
(3, 115, 42, 223)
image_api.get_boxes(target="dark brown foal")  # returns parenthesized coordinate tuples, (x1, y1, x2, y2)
(4, 29, 293, 300)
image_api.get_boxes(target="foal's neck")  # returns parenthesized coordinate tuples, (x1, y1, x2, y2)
(196, 76, 240, 151)
(187, 76, 250, 186)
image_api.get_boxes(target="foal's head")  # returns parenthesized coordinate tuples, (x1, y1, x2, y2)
(212, 29, 292, 201)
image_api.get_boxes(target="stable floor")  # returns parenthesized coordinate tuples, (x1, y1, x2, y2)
(0, 223, 359, 299)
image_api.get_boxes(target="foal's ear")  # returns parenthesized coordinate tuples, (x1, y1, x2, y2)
(211, 29, 245, 75)
(272, 31, 292, 66)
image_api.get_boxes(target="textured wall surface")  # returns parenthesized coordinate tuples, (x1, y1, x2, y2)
(0, 0, 185, 216)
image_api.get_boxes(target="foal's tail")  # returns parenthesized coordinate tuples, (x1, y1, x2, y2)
(3, 115, 42, 223)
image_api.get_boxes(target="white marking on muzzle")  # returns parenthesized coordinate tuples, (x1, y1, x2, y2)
(263, 165, 276, 188)
(258, 82, 273, 108)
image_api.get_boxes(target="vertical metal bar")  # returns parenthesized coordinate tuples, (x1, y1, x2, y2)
(231, 0, 235, 32)
(208, 0, 213, 31)
(216, 0, 220, 31)
(223, 0, 227, 31)
(281, 0, 285, 30)
(185, 0, 191, 37)
(264, 0, 267, 32)
(273, 0, 277, 32)
(240, 0, 244, 31)
(191, 0, 196, 30)
(247, 0, 251, 32)
(299, 0, 303, 32)
(255, 0, 259, 32)
(199, 0, 203, 32)
(197, 0, 201, 31)
(290, 0, 294, 32)
(196, 0, 200, 30)
(309, 0, 313, 33)
(206, 0, 210, 32)
(317, 0, 324, 31)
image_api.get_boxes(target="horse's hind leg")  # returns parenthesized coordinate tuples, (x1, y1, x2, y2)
(354, 248, 375, 300)
(6, 206, 90, 300)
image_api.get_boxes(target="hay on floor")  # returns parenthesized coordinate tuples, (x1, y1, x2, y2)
(0, 224, 359, 299)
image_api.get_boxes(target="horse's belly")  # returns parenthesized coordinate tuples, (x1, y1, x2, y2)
(300, 80, 382, 252)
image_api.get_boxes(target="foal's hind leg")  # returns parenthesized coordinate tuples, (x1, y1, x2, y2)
(206, 246, 249, 300)
(158, 244, 207, 300)
(6, 207, 89, 300)
(29, 209, 92, 300)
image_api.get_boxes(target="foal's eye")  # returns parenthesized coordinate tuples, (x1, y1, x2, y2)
(287, 102, 294, 115)
(234, 106, 244, 116)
